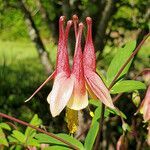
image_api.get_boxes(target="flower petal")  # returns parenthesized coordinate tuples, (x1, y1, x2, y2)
(47, 72, 74, 117)
(136, 85, 150, 122)
(67, 90, 88, 110)
(56, 18, 72, 75)
(83, 17, 96, 71)
(142, 86, 150, 122)
(85, 70, 115, 109)
(67, 23, 88, 110)
(86, 82, 97, 100)
(67, 76, 88, 110)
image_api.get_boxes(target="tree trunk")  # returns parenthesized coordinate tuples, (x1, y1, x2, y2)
(19, 0, 53, 75)
(94, 0, 115, 52)
(35, 0, 58, 43)
(136, 5, 150, 45)
(62, 0, 71, 19)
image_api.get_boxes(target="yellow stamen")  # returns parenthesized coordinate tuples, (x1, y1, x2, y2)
(66, 108, 78, 134)
(88, 106, 94, 118)
(90, 111, 94, 117)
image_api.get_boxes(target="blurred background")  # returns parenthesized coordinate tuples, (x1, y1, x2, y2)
(0, 0, 149, 149)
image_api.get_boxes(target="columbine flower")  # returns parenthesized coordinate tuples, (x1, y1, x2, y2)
(141, 85, 150, 146)
(67, 17, 88, 110)
(116, 134, 128, 150)
(83, 17, 114, 109)
(48, 19, 89, 117)
(46, 16, 75, 117)
(135, 85, 150, 146)
(26, 16, 74, 117)
(26, 15, 114, 118)
(26, 16, 88, 117)
(138, 85, 150, 122)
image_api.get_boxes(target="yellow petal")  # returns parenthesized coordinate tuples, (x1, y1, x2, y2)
(67, 90, 88, 110)
(67, 75, 88, 110)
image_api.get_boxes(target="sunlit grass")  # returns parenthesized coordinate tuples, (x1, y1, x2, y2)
(0, 40, 37, 65)
(0, 39, 57, 123)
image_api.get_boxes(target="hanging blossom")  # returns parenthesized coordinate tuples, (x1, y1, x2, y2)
(83, 17, 114, 109)
(137, 85, 150, 122)
(135, 85, 150, 146)
(26, 15, 114, 117)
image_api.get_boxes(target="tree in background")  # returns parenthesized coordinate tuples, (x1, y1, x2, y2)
(0, 0, 149, 67)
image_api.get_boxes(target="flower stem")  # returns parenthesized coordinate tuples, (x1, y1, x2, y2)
(94, 104, 105, 150)
(0, 112, 79, 150)
(94, 33, 150, 150)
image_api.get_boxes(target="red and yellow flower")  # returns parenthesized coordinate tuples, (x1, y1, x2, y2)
(26, 15, 114, 117)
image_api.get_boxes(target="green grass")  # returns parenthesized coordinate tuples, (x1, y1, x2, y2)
(0, 40, 38, 65)
(0, 40, 58, 124)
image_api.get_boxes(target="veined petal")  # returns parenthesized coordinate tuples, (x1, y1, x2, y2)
(83, 17, 96, 71)
(47, 72, 74, 117)
(135, 85, 150, 122)
(68, 23, 88, 110)
(67, 75, 88, 110)
(86, 82, 97, 100)
(56, 17, 72, 75)
(143, 100, 150, 122)
(142, 85, 150, 122)
(85, 70, 115, 109)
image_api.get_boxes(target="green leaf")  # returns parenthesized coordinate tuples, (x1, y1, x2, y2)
(11, 130, 38, 147)
(0, 127, 9, 147)
(44, 146, 71, 150)
(104, 107, 126, 118)
(0, 123, 11, 131)
(57, 134, 84, 150)
(84, 121, 99, 150)
(110, 80, 146, 94)
(91, 106, 102, 126)
(11, 130, 26, 143)
(89, 99, 101, 107)
(106, 41, 136, 85)
(10, 145, 23, 150)
(26, 137, 40, 147)
(35, 133, 64, 145)
(8, 136, 19, 143)
(104, 109, 110, 118)
(35, 133, 84, 150)
(105, 108, 127, 119)
(25, 114, 42, 138)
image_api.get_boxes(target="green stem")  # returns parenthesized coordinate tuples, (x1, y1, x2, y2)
(0, 112, 79, 150)
(94, 104, 105, 150)
(94, 33, 150, 150)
